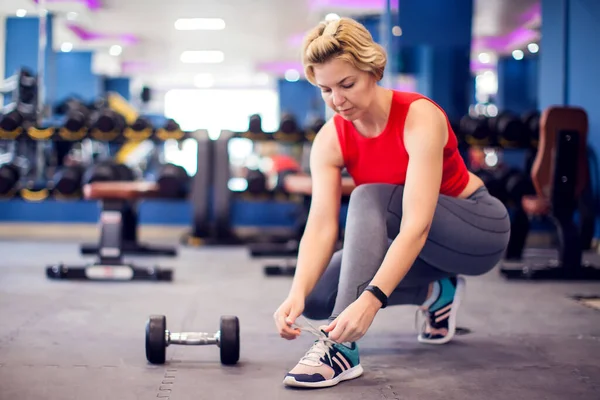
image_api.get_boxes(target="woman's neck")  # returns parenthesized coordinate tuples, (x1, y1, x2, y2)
(353, 87, 393, 138)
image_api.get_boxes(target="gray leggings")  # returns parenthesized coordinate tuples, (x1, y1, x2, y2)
(303, 183, 511, 321)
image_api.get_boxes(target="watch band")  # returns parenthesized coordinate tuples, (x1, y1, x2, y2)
(365, 285, 388, 308)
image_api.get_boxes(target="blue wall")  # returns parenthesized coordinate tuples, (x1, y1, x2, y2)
(104, 77, 131, 101)
(568, 0, 600, 152)
(277, 79, 324, 130)
(539, 0, 600, 166)
(398, 0, 473, 47)
(497, 56, 539, 114)
(4, 18, 40, 78)
(4, 15, 55, 106)
(54, 52, 103, 105)
(539, 0, 568, 108)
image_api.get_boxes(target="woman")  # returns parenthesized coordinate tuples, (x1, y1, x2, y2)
(273, 17, 510, 389)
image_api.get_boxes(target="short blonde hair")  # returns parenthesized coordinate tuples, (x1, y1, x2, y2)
(301, 17, 387, 85)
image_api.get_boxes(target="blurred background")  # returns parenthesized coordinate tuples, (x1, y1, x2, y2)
(0, 0, 597, 255)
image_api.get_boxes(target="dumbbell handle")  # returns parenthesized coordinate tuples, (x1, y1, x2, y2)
(167, 330, 218, 346)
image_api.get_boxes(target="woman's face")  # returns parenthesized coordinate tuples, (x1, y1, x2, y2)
(313, 58, 377, 121)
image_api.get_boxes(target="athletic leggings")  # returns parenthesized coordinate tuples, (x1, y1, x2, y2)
(303, 183, 511, 321)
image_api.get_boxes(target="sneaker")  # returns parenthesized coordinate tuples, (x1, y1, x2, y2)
(416, 276, 466, 344)
(283, 323, 363, 388)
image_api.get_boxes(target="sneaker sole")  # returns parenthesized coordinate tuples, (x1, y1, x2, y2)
(418, 276, 466, 345)
(283, 364, 364, 388)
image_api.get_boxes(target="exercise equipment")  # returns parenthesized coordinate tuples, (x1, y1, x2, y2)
(157, 163, 190, 198)
(89, 108, 126, 141)
(52, 165, 85, 198)
(460, 115, 494, 146)
(245, 169, 267, 195)
(83, 160, 134, 184)
(46, 181, 175, 280)
(0, 110, 24, 134)
(492, 111, 528, 148)
(124, 116, 153, 141)
(248, 114, 263, 134)
(522, 110, 540, 148)
(145, 315, 240, 365)
(275, 113, 302, 142)
(79, 178, 177, 257)
(63, 100, 91, 135)
(500, 106, 600, 280)
(0, 163, 20, 196)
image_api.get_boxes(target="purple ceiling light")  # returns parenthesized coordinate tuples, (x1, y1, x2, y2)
(66, 23, 139, 45)
(257, 61, 305, 76)
(473, 27, 538, 53)
(521, 2, 541, 25)
(32, 0, 102, 11)
(308, 0, 398, 11)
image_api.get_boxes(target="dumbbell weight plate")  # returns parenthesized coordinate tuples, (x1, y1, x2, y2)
(146, 315, 167, 364)
(219, 315, 240, 365)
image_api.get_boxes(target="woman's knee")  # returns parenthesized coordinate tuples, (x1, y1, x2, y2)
(347, 183, 402, 215)
(303, 291, 334, 320)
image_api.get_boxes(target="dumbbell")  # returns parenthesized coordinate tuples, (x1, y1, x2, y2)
(0, 163, 20, 196)
(53, 165, 85, 197)
(145, 315, 240, 366)
(157, 163, 190, 198)
(246, 169, 267, 195)
(0, 110, 24, 133)
(248, 114, 263, 134)
(460, 115, 494, 146)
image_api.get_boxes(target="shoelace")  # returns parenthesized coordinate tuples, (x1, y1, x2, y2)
(293, 319, 336, 366)
(414, 307, 431, 334)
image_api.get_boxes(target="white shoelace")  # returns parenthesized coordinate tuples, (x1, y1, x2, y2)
(415, 307, 430, 334)
(293, 319, 336, 367)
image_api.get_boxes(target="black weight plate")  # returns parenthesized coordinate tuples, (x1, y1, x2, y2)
(220, 315, 240, 365)
(146, 315, 167, 364)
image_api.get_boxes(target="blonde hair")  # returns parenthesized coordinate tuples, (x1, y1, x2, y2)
(301, 17, 387, 85)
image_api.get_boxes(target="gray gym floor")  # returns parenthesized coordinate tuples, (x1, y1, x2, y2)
(1, 235, 599, 400)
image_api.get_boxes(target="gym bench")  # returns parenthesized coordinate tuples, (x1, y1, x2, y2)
(500, 106, 600, 280)
(46, 181, 173, 281)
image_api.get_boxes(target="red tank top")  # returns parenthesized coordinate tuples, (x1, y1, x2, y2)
(334, 91, 469, 197)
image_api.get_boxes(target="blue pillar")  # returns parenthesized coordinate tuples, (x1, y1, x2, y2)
(496, 55, 539, 114)
(4, 14, 54, 106)
(104, 77, 131, 101)
(54, 51, 103, 105)
(539, 0, 600, 151)
(277, 79, 324, 130)
(397, 0, 473, 122)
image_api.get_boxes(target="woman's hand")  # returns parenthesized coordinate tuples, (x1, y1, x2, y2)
(324, 292, 382, 343)
(273, 295, 305, 340)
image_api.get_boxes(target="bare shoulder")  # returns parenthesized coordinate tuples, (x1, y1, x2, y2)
(310, 117, 344, 168)
(404, 98, 448, 145)
(405, 98, 447, 130)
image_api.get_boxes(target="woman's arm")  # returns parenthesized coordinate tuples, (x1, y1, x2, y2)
(366, 99, 448, 299)
(288, 119, 347, 299)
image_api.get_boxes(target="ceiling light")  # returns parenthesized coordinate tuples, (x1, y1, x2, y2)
(392, 26, 402, 36)
(527, 43, 539, 53)
(194, 73, 215, 88)
(16, 9, 27, 17)
(478, 53, 491, 63)
(61, 42, 73, 52)
(109, 45, 122, 56)
(66, 12, 78, 20)
(512, 49, 524, 60)
(325, 13, 340, 21)
(285, 69, 300, 82)
(180, 50, 224, 64)
(175, 18, 226, 31)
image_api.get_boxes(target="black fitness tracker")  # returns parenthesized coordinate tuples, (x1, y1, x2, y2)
(364, 285, 388, 308)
